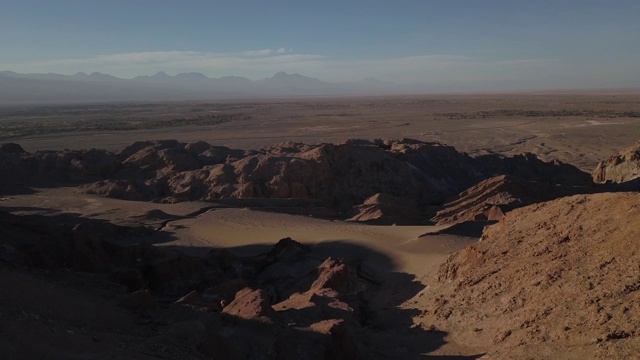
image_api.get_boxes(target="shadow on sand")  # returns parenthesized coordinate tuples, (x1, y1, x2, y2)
(0, 208, 485, 358)
(215, 240, 485, 358)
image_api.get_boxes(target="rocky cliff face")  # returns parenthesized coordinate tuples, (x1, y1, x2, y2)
(430, 175, 590, 226)
(422, 192, 640, 358)
(593, 140, 640, 184)
(1, 139, 592, 220)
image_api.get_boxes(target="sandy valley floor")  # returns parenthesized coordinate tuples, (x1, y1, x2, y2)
(1, 186, 479, 356)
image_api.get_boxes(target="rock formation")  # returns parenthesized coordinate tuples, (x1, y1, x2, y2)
(593, 140, 640, 184)
(3, 139, 640, 358)
(431, 175, 590, 225)
(347, 193, 425, 224)
(1, 139, 592, 221)
(422, 192, 640, 358)
(0, 211, 382, 359)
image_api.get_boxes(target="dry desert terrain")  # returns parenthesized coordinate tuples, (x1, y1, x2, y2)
(2, 93, 640, 359)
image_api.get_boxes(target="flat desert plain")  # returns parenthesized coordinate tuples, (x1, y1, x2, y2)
(2, 92, 640, 359)
(3, 93, 640, 171)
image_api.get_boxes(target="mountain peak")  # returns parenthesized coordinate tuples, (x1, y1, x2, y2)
(174, 72, 208, 80)
(264, 72, 324, 86)
(89, 72, 118, 80)
(0, 69, 404, 104)
(0, 70, 19, 77)
(132, 71, 173, 81)
(271, 72, 307, 79)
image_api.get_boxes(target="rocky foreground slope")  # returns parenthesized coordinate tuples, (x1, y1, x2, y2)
(422, 192, 640, 358)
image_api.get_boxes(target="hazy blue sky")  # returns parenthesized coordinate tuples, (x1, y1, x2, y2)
(1, 0, 639, 90)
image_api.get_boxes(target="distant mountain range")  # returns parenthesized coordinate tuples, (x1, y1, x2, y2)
(0, 70, 431, 105)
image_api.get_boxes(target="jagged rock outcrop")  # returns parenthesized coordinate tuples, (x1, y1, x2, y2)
(0, 211, 378, 358)
(431, 175, 590, 225)
(348, 193, 425, 224)
(1, 139, 592, 219)
(222, 287, 278, 320)
(422, 192, 640, 357)
(189, 139, 484, 213)
(593, 140, 640, 183)
(476, 152, 591, 187)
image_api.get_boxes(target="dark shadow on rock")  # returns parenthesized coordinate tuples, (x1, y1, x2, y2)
(427, 221, 498, 238)
(596, 177, 640, 192)
(428, 178, 640, 239)
(0, 205, 69, 215)
(0, 209, 481, 358)
(0, 138, 597, 221)
(0, 184, 37, 196)
(215, 239, 467, 358)
(424, 355, 486, 359)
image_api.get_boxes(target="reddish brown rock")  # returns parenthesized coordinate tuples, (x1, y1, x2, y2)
(77, 179, 151, 201)
(348, 193, 424, 225)
(312, 258, 350, 291)
(1, 209, 381, 358)
(272, 257, 367, 328)
(593, 140, 640, 183)
(69, 148, 119, 177)
(424, 192, 640, 357)
(1, 139, 591, 217)
(431, 175, 588, 226)
(222, 287, 276, 321)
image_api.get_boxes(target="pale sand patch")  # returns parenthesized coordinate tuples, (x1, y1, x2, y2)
(182, 208, 477, 277)
(2, 187, 478, 278)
